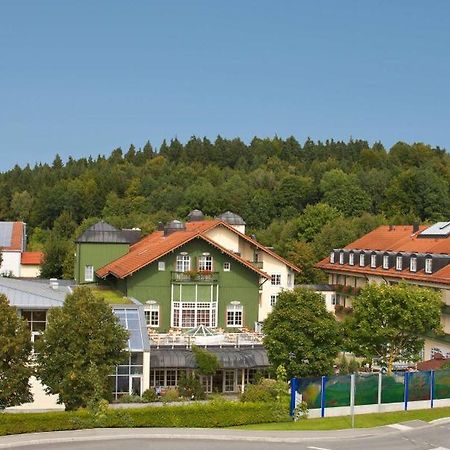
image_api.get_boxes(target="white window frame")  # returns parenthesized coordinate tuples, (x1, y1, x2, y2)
(410, 256, 417, 272)
(198, 255, 213, 271)
(144, 303, 160, 328)
(176, 255, 191, 272)
(383, 255, 389, 269)
(359, 253, 365, 267)
(226, 304, 243, 327)
(349, 252, 354, 266)
(396, 255, 403, 271)
(330, 252, 335, 263)
(172, 300, 217, 328)
(287, 273, 293, 287)
(158, 261, 165, 271)
(370, 254, 377, 268)
(85, 265, 94, 282)
(339, 251, 344, 264)
(270, 294, 278, 307)
(425, 257, 432, 274)
(223, 262, 231, 272)
(271, 274, 281, 285)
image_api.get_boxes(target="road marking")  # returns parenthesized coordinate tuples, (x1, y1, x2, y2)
(387, 423, 412, 431)
(307, 447, 331, 450)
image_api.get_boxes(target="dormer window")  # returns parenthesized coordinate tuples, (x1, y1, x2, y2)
(330, 252, 335, 263)
(382, 254, 389, 269)
(349, 252, 355, 266)
(425, 257, 433, 274)
(396, 255, 403, 271)
(410, 255, 417, 272)
(339, 251, 344, 265)
(370, 253, 377, 268)
(359, 252, 365, 267)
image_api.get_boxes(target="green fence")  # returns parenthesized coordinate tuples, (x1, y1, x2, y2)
(291, 369, 450, 417)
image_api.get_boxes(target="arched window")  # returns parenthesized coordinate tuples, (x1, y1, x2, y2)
(144, 302, 160, 328)
(227, 303, 243, 327)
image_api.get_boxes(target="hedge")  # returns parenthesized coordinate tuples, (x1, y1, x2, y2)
(0, 401, 289, 436)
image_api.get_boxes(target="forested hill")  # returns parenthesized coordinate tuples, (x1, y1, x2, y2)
(2, 136, 449, 281)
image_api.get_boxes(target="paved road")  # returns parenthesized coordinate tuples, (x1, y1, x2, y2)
(1, 420, 450, 450)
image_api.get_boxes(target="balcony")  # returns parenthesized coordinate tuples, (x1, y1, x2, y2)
(171, 271, 219, 284)
(331, 284, 361, 296)
(250, 260, 264, 269)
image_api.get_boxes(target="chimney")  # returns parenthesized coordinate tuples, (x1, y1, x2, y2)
(49, 278, 59, 290)
(157, 222, 164, 231)
(389, 224, 393, 231)
(412, 222, 420, 234)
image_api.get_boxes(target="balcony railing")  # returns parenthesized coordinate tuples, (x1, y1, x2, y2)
(171, 271, 219, 283)
(250, 260, 264, 269)
(331, 284, 361, 296)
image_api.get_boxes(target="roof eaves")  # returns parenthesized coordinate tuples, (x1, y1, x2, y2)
(208, 221, 301, 273)
(199, 235, 270, 279)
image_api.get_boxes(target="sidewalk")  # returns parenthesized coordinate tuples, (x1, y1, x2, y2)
(0, 423, 425, 448)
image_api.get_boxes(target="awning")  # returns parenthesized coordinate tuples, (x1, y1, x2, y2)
(150, 346, 269, 369)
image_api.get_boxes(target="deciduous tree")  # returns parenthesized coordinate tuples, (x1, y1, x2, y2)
(36, 287, 129, 410)
(263, 288, 342, 378)
(344, 283, 443, 373)
(0, 294, 33, 408)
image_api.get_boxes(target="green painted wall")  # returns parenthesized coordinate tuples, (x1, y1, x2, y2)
(75, 242, 130, 284)
(122, 238, 260, 331)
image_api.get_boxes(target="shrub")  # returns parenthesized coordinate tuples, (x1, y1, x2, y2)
(178, 373, 206, 400)
(192, 346, 219, 376)
(161, 388, 180, 403)
(240, 379, 277, 403)
(117, 394, 142, 403)
(141, 389, 158, 403)
(0, 401, 289, 436)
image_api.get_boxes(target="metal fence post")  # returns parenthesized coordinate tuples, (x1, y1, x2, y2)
(321, 376, 327, 418)
(290, 378, 298, 416)
(378, 372, 382, 411)
(430, 370, 435, 409)
(350, 374, 355, 428)
(404, 372, 409, 411)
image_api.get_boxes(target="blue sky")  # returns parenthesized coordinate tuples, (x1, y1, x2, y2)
(0, 0, 449, 171)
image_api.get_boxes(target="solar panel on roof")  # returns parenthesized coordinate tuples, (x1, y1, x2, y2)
(0, 222, 13, 247)
(419, 222, 450, 238)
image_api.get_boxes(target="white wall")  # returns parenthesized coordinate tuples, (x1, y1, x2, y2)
(204, 227, 240, 253)
(258, 253, 294, 321)
(20, 264, 41, 278)
(0, 251, 21, 277)
(5, 377, 63, 412)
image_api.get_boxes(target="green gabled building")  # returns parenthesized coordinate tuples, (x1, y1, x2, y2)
(76, 218, 268, 332)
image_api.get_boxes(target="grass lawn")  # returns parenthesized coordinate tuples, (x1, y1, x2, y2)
(90, 287, 132, 304)
(232, 406, 450, 430)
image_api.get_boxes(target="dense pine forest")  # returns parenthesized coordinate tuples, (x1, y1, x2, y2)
(1, 136, 449, 282)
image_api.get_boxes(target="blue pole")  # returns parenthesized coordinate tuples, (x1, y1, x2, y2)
(430, 371, 435, 409)
(321, 376, 327, 418)
(290, 378, 298, 416)
(405, 372, 409, 411)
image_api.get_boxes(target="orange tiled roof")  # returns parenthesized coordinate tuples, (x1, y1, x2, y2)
(1, 222, 25, 251)
(343, 225, 449, 254)
(96, 220, 274, 279)
(316, 225, 450, 285)
(21, 251, 44, 265)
